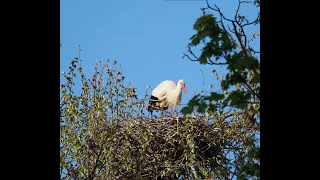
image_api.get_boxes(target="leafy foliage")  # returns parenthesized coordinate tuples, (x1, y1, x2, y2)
(60, 58, 147, 179)
(182, 0, 260, 179)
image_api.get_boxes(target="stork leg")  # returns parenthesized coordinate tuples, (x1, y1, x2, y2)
(160, 108, 164, 118)
(170, 108, 174, 117)
(161, 110, 164, 117)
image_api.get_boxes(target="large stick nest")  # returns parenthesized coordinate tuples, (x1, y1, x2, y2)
(88, 115, 239, 180)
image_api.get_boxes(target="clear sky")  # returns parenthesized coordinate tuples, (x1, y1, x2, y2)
(60, 0, 260, 115)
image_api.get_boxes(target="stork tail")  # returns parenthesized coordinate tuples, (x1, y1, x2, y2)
(148, 95, 159, 116)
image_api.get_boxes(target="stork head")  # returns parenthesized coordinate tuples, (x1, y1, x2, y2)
(178, 79, 188, 96)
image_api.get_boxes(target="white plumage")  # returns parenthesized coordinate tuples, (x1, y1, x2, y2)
(148, 79, 188, 116)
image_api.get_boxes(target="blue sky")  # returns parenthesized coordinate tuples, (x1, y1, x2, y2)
(60, 0, 260, 115)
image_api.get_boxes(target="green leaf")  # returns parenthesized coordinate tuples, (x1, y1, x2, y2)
(190, 35, 201, 46)
(209, 92, 225, 101)
(197, 102, 207, 113)
(186, 94, 200, 107)
(199, 54, 207, 64)
(252, 73, 260, 83)
(221, 80, 230, 90)
(207, 104, 217, 113)
(181, 107, 193, 115)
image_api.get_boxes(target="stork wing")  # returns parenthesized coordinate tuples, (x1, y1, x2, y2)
(155, 80, 177, 90)
(151, 86, 167, 101)
(151, 80, 177, 101)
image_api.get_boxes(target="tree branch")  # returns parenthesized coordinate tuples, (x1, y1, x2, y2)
(87, 145, 104, 180)
(221, 111, 244, 121)
(248, 47, 260, 54)
(231, 21, 246, 54)
(242, 13, 260, 27)
(205, 0, 235, 22)
(184, 46, 229, 65)
(206, 0, 256, 58)
(238, 24, 248, 50)
(227, 24, 236, 34)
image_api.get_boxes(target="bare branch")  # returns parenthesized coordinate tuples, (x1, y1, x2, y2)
(200, 69, 206, 93)
(235, 0, 243, 21)
(239, 23, 248, 50)
(242, 13, 260, 27)
(184, 46, 228, 65)
(235, 1, 252, 21)
(206, 0, 257, 58)
(216, 12, 242, 52)
(249, 49, 260, 54)
(205, 0, 236, 22)
(221, 111, 244, 121)
(231, 21, 245, 52)
(227, 24, 236, 34)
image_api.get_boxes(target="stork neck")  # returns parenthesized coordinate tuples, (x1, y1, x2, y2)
(176, 85, 182, 94)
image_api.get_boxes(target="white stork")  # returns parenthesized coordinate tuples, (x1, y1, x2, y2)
(148, 79, 188, 116)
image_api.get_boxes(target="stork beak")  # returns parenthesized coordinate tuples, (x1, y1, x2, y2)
(182, 85, 188, 96)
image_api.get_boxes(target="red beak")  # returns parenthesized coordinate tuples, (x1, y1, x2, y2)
(182, 85, 188, 96)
